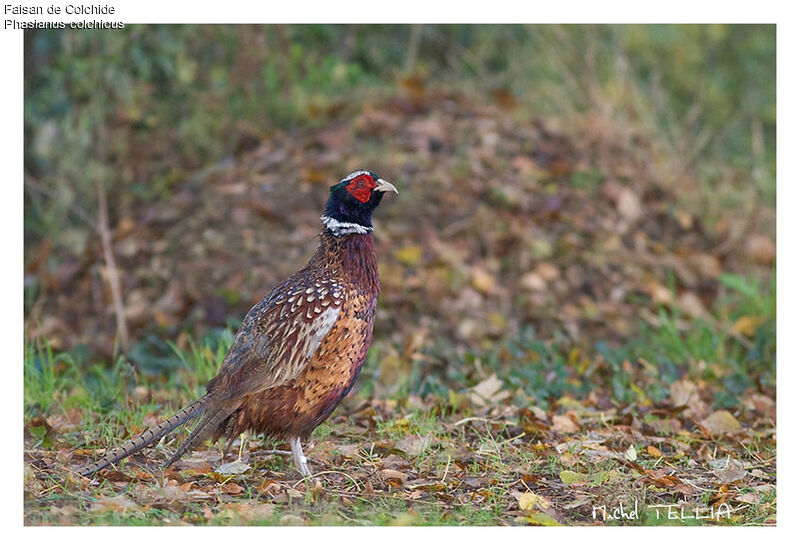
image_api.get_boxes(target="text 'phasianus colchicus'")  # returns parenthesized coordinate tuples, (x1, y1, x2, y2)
(77, 170, 397, 478)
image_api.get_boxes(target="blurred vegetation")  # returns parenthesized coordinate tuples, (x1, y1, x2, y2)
(24, 25, 776, 404)
(25, 24, 775, 253)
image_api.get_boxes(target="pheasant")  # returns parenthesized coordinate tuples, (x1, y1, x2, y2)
(76, 170, 397, 478)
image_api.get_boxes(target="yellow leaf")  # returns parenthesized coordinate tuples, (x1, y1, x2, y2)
(560, 470, 587, 485)
(702, 410, 742, 435)
(518, 491, 552, 511)
(646, 445, 662, 458)
(629, 382, 652, 406)
(393, 245, 422, 266)
(487, 312, 508, 330)
(520, 511, 561, 526)
(471, 266, 496, 294)
(732, 315, 764, 337)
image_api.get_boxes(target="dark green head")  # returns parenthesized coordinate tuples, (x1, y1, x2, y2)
(322, 170, 398, 234)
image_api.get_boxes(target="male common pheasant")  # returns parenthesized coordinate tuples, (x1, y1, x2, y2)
(77, 170, 397, 478)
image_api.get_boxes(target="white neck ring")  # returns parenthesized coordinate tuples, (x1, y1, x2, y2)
(320, 216, 373, 236)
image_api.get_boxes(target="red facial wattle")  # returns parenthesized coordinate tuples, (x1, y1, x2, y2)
(346, 174, 376, 203)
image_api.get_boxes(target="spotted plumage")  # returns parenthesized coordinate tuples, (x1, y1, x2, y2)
(77, 170, 397, 478)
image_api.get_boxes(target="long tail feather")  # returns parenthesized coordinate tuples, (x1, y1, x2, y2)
(162, 406, 232, 469)
(76, 395, 210, 477)
(162, 406, 232, 468)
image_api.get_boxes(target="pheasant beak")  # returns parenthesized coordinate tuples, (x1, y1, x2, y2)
(375, 179, 398, 194)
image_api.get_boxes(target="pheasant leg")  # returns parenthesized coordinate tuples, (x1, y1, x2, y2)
(289, 436, 312, 477)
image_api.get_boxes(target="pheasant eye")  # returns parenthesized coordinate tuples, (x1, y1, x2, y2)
(346, 175, 374, 203)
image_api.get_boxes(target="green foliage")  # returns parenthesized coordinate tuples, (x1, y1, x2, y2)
(600, 272, 776, 404)
(24, 338, 136, 416)
(406, 267, 775, 408)
(487, 330, 589, 404)
(25, 25, 379, 255)
(24, 329, 235, 419)
(168, 329, 234, 401)
(24, 339, 64, 413)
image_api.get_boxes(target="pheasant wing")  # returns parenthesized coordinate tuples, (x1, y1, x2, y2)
(206, 274, 345, 403)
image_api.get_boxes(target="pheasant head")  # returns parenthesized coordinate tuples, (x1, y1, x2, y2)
(322, 170, 397, 235)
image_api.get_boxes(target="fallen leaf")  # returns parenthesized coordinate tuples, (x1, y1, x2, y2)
(518, 491, 552, 512)
(520, 271, 546, 292)
(647, 418, 681, 435)
(617, 188, 642, 222)
(669, 379, 707, 416)
(648, 282, 673, 305)
(702, 410, 742, 435)
(518, 512, 561, 526)
(519, 408, 550, 434)
(744, 235, 775, 265)
(715, 467, 747, 483)
(560, 470, 587, 485)
(407, 481, 447, 492)
(646, 445, 662, 458)
(732, 316, 764, 337)
(736, 492, 761, 505)
(396, 434, 431, 456)
(90, 494, 137, 513)
(552, 414, 580, 434)
(215, 460, 250, 475)
(678, 292, 707, 318)
(470, 374, 509, 406)
(379, 469, 409, 482)
(336, 443, 361, 457)
(221, 482, 245, 495)
(393, 245, 422, 267)
(471, 266, 496, 294)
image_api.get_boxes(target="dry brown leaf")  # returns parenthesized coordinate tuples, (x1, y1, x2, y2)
(379, 469, 409, 482)
(616, 188, 642, 222)
(520, 271, 546, 292)
(396, 434, 432, 456)
(678, 292, 707, 318)
(470, 374, 509, 406)
(648, 282, 673, 305)
(715, 467, 747, 483)
(744, 235, 776, 265)
(470, 266, 496, 294)
(702, 410, 742, 435)
(90, 494, 137, 513)
(552, 414, 580, 434)
(221, 482, 245, 495)
(670, 380, 702, 411)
